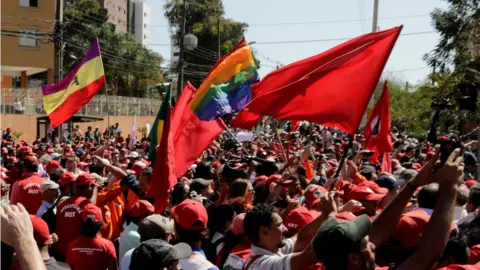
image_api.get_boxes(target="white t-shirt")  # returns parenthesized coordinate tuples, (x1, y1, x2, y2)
(243, 238, 295, 270)
(118, 222, 140, 260)
(120, 248, 133, 270)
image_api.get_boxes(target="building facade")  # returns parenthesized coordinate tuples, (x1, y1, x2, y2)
(1, 0, 56, 88)
(99, 0, 128, 33)
(127, 0, 150, 45)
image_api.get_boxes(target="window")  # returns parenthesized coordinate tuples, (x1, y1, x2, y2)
(144, 24, 147, 29)
(144, 34, 147, 39)
(144, 12, 147, 17)
(19, 29, 39, 47)
(19, 0, 38, 8)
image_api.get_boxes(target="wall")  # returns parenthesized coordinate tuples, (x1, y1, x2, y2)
(133, 1, 150, 45)
(102, 0, 128, 33)
(1, 0, 55, 71)
(1, 114, 155, 142)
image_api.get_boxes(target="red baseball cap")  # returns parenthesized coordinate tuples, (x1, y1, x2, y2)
(266, 174, 282, 187)
(284, 206, 315, 233)
(30, 215, 50, 246)
(335, 211, 357, 221)
(255, 175, 268, 184)
(359, 181, 388, 195)
(305, 185, 328, 208)
(82, 203, 102, 223)
(24, 156, 39, 167)
(47, 148, 54, 154)
(170, 199, 208, 231)
(7, 156, 17, 163)
(46, 160, 61, 171)
(348, 186, 386, 202)
(18, 146, 33, 156)
(230, 213, 246, 236)
(132, 161, 147, 178)
(391, 209, 431, 249)
(437, 265, 480, 270)
(76, 173, 99, 186)
(130, 200, 155, 218)
(59, 172, 76, 186)
(465, 180, 478, 188)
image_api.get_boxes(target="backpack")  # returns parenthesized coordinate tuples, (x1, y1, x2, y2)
(41, 198, 61, 233)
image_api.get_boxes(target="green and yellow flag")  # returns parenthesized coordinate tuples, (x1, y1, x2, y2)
(148, 85, 172, 165)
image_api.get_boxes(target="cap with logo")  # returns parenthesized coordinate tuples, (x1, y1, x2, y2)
(284, 206, 315, 234)
(170, 199, 208, 230)
(76, 173, 100, 187)
(305, 185, 328, 208)
(82, 203, 102, 223)
(139, 214, 175, 235)
(59, 172, 76, 187)
(130, 239, 192, 270)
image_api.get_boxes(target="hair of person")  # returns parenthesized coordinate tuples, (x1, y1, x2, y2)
(469, 184, 480, 209)
(456, 185, 470, 206)
(49, 168, 64, 183)
(171, 182, 189, 206)
(175, 223, 207, 244)
(463, 217, 480, 247)
(399, 169, 418, 182)
(219, 230, 244, 269)
(252, 181, 269, 205)
(189, 181, 206, 195)
(228, 179, 250, 199)
(88, 165, 103, 175)
(417, 183, 439, 209)
(243, 204, 276, 244)
(194, 162, 212, 179)
(24, 161, 38, 172)
(141, 167, 153, 178)
(81, 217, 103, 237)
(296, 166, 306, 177)
(439, 232, 470, 266)
(207, 204, 235, 236)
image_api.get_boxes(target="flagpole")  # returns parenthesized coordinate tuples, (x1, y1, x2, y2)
(224, 127, 250, 155)
(333, 134, 354, 180)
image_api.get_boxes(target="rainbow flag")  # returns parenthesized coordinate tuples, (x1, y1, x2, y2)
(42, 39, 105, 128)
(188, 38, 259, 120)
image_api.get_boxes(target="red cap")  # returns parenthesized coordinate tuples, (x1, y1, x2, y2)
(305, 185, 327, 208)
(6, 128, 12, 132)
(326, 167, 337, 178)
(284, 206, 314, 233)
(46, 160, 61, 171)
(132, 161, 147, 178)
(170, 199, 208, 230)
(255, 175, 268, 184)
(412, 163, 422, 171)
(391, 209, 431, 249)
(7, 156, 18, 163)
(59, 172, 76, 186)
(425, 151, 435, 161)
(82, 203, 102, 223)
(1, 147, 8, 154)
(348, 186, 385, 202)
(359, 181, 388, 194)
(465, 180, 478, 188)
(266, 174, 282, 187)
(230, 213, 246, 236)
(437, 265, 480, 270)
(24, 156, 39, 167)
(18, 146, 33, 156)
(76, 173, 98, 186)
(30, 215, 50, 246)
(336, 211, 357, 221)
(130, 200, 155, 218)
(467, 244, 480, 265)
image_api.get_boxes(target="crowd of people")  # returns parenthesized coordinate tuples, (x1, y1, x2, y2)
(1, 121, 479, 270)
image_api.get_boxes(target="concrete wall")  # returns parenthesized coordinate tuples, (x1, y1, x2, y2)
(102, 0, 128, 33)
(1, 114, 155, 142)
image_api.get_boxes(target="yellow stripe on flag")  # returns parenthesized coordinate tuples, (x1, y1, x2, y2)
(156, 120, 164, 145)
(43, 56, 104, 114)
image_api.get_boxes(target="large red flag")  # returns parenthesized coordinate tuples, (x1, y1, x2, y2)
(364, 81, 394, 163)
(231, 26, 402, 133)
(172, 82, 226, 177)
(147, 87, 176, 214)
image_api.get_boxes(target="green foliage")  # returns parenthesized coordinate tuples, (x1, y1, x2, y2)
(11, 130, 23, 140)
(63, 0, 165, 97)
(164, 0, 253, 86)
(423, 0, 480, 81)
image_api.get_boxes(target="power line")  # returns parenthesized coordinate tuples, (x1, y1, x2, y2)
(185, 50, 218, 62)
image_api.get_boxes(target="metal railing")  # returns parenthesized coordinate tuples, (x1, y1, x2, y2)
(0, 88, 161, 116)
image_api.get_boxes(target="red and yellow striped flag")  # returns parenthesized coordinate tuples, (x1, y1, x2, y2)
(42, 39, 105, 128)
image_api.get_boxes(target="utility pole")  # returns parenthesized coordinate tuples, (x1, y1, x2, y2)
(176, 0, 187, 99)
(372, 0, 379, 32)
(55, 0, 64, 82)
(217, 17, 221, 60)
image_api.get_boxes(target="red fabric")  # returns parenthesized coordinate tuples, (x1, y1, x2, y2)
(290, 120, 300, 132)
(13, 174, 44, 215)
(48, 76, 105, 129)
(437, 265, 480, 270)
(284, 206, 315, 233)
(66, 235, 117, 270)
(170, 199, 208, 230)
(147, 101, 175, 215)
(230, 27, 402, 132)
(55, 197, 91, 256)
(364, 81, 394, 163)
(468, 244, 480, 264)
(381, 152, 392, 173)
(172, 83, 226, 177)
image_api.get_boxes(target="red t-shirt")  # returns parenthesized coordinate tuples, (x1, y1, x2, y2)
(55, 196, 91, 257)
(14, 173, 44, 214)
(66, 235, 117, 270)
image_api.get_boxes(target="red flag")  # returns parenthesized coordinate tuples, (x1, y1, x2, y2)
(147, 90, 176, 214)
(364, 81, 394, 163)
(231, 26, 402, 133)
(172, 83, 226, 177)
(290, 120, 300, 132)
(381, 152, 392, 173)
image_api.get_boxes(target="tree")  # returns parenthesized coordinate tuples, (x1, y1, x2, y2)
(62, 0, 165, 97)
(423, 0, 480, 81)
(164, 0, 252, 86)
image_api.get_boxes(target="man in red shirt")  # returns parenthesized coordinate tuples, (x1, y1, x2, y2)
(55, 173, 98, 260)
(10, 156, 45, 214)
(67, 203, 118, 270)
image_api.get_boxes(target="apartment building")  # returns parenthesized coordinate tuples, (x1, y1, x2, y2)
(1, 0, 56, 87)
(127, 0, 150, 45)
(99, 0, 128, 33)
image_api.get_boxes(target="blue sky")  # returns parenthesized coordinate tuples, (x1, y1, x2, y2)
(144, 0, 448, 84)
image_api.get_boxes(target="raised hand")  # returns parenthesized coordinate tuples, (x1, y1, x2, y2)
(435, 148, 464, 186)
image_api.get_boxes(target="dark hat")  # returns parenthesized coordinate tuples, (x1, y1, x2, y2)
(312, 215, 372, 268)
(191, 178, 213, 187)
(130, 239, 191, 270)
(375, 175, 405, 190)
